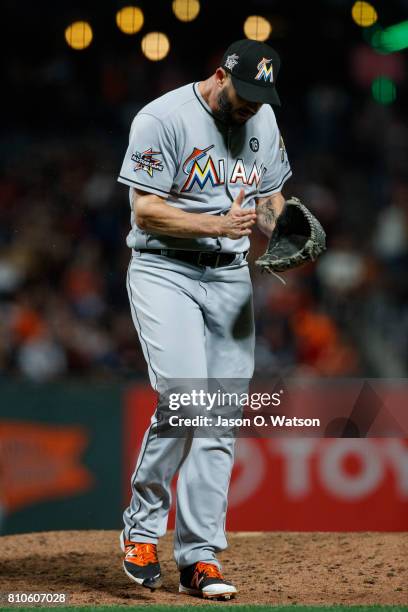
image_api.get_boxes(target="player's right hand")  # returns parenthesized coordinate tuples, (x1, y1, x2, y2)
(220, 189, 257, 240)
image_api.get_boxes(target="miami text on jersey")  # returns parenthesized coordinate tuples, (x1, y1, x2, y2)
(181, 145, 266, 192)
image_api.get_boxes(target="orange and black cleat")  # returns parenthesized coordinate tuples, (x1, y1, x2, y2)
(179, 561, 237, 600)
(120, 531, 162, 590)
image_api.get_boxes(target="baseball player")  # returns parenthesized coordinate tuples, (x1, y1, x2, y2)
(118, 39, 292, 600)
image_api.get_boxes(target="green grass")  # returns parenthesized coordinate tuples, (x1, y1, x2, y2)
(1, 606, 407, 611)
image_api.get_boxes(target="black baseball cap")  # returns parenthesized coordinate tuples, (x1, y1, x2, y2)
(221, 39, 281, 106)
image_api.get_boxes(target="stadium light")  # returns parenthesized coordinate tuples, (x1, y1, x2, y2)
(141, 32, 170, 61)
(65, 21, 93, 50)
(116, 6, 144, 34)
(351, 1, 378, 27)
(172, 0, 200, 22)
(371, 76, 396, 104)
(243, 16, 272, 42)
(372, 20, 408, 52)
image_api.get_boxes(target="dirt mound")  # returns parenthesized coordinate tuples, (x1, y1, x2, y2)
(0, 530, 406, 606)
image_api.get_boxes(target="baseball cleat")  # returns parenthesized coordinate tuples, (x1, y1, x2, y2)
(120, 531, 162, 590)
(179, 561, 237, 600)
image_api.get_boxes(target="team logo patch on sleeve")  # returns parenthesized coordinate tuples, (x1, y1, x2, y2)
(131, 148, 163, 177)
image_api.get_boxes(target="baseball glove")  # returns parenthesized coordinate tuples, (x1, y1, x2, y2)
(255, 197, 326, 275)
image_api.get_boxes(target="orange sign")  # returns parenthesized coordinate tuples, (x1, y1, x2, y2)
(0, 421, 93, 512)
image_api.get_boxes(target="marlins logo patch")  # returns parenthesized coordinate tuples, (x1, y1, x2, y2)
(131, 148, 163, 177)
(255, 57, 274, 83)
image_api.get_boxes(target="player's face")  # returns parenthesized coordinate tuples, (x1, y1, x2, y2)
(216, 77, 262, 125)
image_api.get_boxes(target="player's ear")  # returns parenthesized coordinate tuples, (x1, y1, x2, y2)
(215, 67, 228, 87)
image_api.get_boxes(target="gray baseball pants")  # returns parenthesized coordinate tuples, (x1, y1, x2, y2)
(124, 250, 254, 569)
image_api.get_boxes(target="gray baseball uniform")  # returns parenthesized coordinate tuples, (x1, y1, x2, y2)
(118, 81, 291, 569)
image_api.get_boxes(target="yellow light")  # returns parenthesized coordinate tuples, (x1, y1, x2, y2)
(243, 16, 272, 42)
(65, 21, 93, 50)
(172, 0, 200, 22)
(116, 6, 144, 35)
(141, 32, 170, 61)
(351, 1, 378, 27)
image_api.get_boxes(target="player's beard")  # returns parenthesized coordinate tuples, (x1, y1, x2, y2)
(215, 88, 254, 126)
(214, 89, 239, 125)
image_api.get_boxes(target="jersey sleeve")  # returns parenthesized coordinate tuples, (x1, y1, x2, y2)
(117, 113, 177, 198)
(258, 111, 292, 197)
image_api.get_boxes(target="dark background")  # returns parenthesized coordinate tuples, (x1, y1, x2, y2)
(1, 0, 408, 381)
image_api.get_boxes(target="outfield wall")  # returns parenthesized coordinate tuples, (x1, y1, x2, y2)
(1, 381, 407, 534)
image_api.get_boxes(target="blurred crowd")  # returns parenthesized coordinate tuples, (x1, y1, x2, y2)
(2, 31, 408, 382)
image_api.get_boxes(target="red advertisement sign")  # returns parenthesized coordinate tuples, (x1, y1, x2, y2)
(124, 385, 408, 531)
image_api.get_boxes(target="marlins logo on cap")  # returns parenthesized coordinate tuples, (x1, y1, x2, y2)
(255, 58, 274, 83)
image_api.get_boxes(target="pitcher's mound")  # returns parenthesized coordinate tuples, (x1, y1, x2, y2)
(0, 531, 406, 606)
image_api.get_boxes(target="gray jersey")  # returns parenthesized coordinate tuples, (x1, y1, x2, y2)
(118, 82, 292, 253)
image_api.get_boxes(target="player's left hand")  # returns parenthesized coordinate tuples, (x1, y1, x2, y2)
(255, 196, 326, 273)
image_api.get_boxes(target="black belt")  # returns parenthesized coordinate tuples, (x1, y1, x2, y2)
(138, 249, 247, 268)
